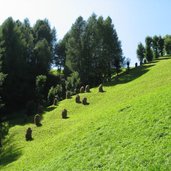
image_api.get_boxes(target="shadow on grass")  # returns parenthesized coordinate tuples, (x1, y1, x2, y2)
(62, 116, 70, 119)
(0, 135, 22, 166)
(8, 105, 57, 127)
(105, 64, 155, 87)
(44, 106, 56, 113)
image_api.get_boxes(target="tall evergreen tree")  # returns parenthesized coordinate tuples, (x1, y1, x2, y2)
(152, 35, 159, 59)
(0, 17, 30, 109)
(164, 35, 171, 55)
(136, 42, 145, 63)
(65, 16, 87, 82)
(158, 36, 164, 56)
(145, 36, 153, 62)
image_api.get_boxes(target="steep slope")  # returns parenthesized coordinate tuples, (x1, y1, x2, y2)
(1, 57, 171, 171)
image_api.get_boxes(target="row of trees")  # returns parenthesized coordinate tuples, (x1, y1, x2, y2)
(0, 14, 124, 114)
(0, 14, 124, 147)
(0, 17, 58, 111)
(136, 35, 171, 63)
(56, 14, 124, 86)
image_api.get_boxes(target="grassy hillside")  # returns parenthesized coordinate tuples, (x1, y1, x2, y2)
(1, 57, 171, 170)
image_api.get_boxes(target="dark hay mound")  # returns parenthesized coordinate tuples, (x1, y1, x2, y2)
(34, 114, 42, 126)
(62, 109, 68, 119)
(25, 127, 33, 141)
(80, 86, 84, 93)
(85, 85, 90, 92)
(98, 84, 104, 92)
(82, 97, 88, 105)
(75, 94, 81, 103)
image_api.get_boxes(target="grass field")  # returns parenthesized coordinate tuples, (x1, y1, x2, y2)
(1, 57, 171, 170)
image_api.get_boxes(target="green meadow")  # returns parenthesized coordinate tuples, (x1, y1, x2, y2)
(1, 57, 171, 171)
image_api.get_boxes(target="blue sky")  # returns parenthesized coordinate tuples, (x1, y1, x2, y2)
(0, 0, 171, 65)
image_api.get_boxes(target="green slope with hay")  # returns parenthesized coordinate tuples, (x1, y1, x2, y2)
(1, 57, 171, 170)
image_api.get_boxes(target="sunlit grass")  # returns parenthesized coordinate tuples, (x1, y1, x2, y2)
(1, 57, 171, 170)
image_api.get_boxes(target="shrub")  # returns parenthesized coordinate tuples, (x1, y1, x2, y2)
(82, 97, 88, 105)
(34, 114, 41, 126)
(47, 85, 62, 105)
(25, 127, 32, 141)
(75, 95, 81, 103)
(65, 72, 80, 94)
(62, 109, 67, 119)
(85, 85, 90, 92)
(98, 84, 104, 92)
(80, 86, 84, 93)
(36, 75, 47, 106)
(0, 122, 9, 147)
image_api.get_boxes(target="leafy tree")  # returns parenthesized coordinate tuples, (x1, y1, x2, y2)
(64, 14, 123, 85)
(0, 72, 8, 147)
(145, 36, 153, 62)
(136, 43, 145, 63)
(158, 36, 164, 56)
(164, 35, 171, 55)
(0, 17, 32, 109)
(47, 84, 62, 105)
(33, 39, 51, 75)
(55, 40, 66, 71)
(152, 35, 159, 58)
(65, 16, 86, 82)
(36, 75, 47, 107)
(33, 19, 53, 44)
(65, 72, 80, 93)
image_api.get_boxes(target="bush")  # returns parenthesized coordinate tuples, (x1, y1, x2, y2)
(36, 75, 47, 106)
(48, 85, 62, 105)
(75, 95, 81, 103)
(80, 86, 84, 93)
(85, 85, 90, 92)
(65, 72, 80, 94)
(82, 97, 88, 105)
(25, 127, 32, 141)
(98, 84, 104, 92)
(0, 122, 9, 147)
(34, 114, 41, 126)
(62, 109, 67, 119)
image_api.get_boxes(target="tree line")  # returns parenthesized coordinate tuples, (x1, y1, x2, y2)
(136, 35, 171, 63)
(0, 14, 123, 117)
